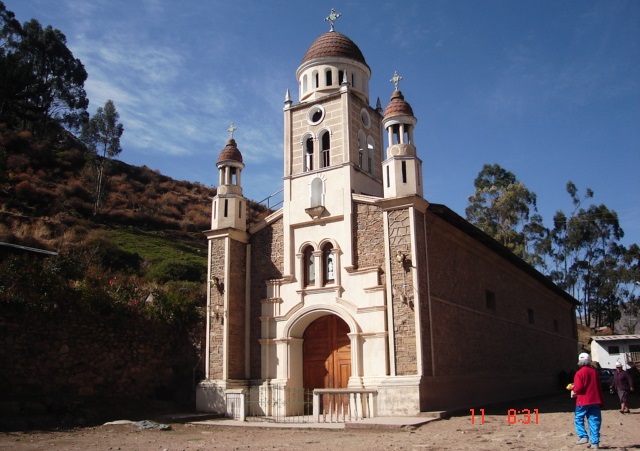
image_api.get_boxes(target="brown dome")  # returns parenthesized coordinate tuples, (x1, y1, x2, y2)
(383, 90, 414, 118)
(302, 31, 368, 68)
(217, 138, 243, 163)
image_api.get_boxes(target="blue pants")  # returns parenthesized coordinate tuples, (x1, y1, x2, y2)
(575, 404, 601, 445)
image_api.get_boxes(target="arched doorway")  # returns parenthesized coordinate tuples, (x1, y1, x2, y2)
(303, 314, 351, 391)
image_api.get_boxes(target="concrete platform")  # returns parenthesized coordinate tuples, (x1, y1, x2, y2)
(189, 415, 442, 430)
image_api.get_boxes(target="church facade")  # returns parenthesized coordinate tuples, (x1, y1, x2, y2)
(196, 15, 578, 416)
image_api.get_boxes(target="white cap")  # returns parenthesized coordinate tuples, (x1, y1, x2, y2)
(616, 362, 623, 368)
(578, 353, 591, 364)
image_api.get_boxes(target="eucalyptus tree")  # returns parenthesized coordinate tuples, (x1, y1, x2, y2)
(466, 163, 544, 267)
(0, 2, 88, 132)
(80, 100, 124, 215)
(548, 183, 630, 328)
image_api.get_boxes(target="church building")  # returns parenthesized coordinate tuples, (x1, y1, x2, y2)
(196, 12, 578, 417)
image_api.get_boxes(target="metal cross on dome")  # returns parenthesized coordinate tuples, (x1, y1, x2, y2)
(325, 8, 342, 31)
(390, 71, 403, 90)
(227, 122, 237, 139)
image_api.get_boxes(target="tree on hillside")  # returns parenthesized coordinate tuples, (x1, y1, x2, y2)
(466, 163, 545, 267)
(0, 2, 88, 133)
(619, 244, 640, 333)
(80, 100, 124, 215)
(547, 182, 633, 329)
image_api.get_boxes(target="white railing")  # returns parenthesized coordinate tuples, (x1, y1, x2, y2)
(313, 389, 378, 423)
(229, 386, 378, 423)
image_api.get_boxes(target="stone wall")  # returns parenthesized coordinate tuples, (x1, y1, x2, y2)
(208, 238, 226, 379)
(249, 218, 284, 378)
(0, 307, 197, 429)
(227, 238, 247, 379)
(386, 208, 417, 376)
(353, 202, 385, 269)
(424, 209, 576, 406)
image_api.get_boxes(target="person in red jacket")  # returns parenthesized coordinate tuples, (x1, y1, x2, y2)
(570, 353, 604, 449)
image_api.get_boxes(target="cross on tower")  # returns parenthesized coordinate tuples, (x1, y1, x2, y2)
(227, 122, 237, 139)
(390, 71, 403, 91)
(325, 8, 342, 32)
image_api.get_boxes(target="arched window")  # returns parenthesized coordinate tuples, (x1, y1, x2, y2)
(351, 73, 356, 88)
(312, 70, 319, 88)
(322, 243, 335, 285)
(358, 131, 366, 169)
(302, 74, 308, 94)
(303, 246, 315, 287)
(310, 177, 324, 207)
(367, 136, 375, 175)
(338, 70, 344, 85)
(304, 136, 314, 171)
(325, 69, 333, 86)
(320, 131, 330, 168)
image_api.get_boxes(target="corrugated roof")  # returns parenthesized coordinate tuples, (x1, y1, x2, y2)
(590, 335, 640, 341)
(0, 242, 58, 256)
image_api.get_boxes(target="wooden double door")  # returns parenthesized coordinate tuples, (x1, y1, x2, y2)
(303, 315, 351, 391)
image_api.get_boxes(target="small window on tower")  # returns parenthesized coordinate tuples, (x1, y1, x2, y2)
(321, 131, 330, 168)
(361, 109, 371, 129)
(307, 105, 325, 125)
(304, 136, 314, 171)
(325, 69, 333, 86)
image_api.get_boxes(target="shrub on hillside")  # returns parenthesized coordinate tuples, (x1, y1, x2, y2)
(85, 236, 142, 274)
(146, 284, 203, 329)
(147, 260, 205, 283)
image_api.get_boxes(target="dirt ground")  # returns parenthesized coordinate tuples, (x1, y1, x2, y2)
(1, 392, 638, 451)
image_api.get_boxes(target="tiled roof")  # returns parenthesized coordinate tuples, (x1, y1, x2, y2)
(591, 335, 640, 341)
(217, 138, 243, 163)
(384, 90, 414, 118)
(302, 31, 367, 67)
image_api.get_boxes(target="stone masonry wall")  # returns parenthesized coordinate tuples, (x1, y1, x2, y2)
(353, 202, 385, 270)
(249, 218, 284, 378)
(414, 210, 433, 377)
(387, 208, 417, 376)
(227, 238, 247, 380)
(425, 210, 576, 379)
(0, 308, 197, 427)
(208, 238, 225, 379)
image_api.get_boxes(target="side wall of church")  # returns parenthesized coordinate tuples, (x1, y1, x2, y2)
(209, 238, 226, 380)
(423, 210, 577, 409)
(387, 208, 418, 375)
(415, 210, 433, 377)
(227, 238, 247, 380)
(248, 218, 284, 379)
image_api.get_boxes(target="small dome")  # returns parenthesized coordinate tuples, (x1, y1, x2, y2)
(302, 31, 368, 68)
(217, 138, 243, 163)
(384, 90, 414, 118)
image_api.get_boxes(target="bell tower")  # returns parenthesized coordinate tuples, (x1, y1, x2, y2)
(382, 72, 423, 199)
(211, 123, 246, 230)
(198, 125, 249, 413)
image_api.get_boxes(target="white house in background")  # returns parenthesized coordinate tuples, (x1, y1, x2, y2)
(590, 335, 640, 369)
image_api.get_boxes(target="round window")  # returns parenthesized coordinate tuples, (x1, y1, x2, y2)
(307, 105, 325, 125)
(360, 109, 371, 129)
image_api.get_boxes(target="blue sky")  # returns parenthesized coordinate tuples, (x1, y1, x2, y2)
(7, 0, 640, 246)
